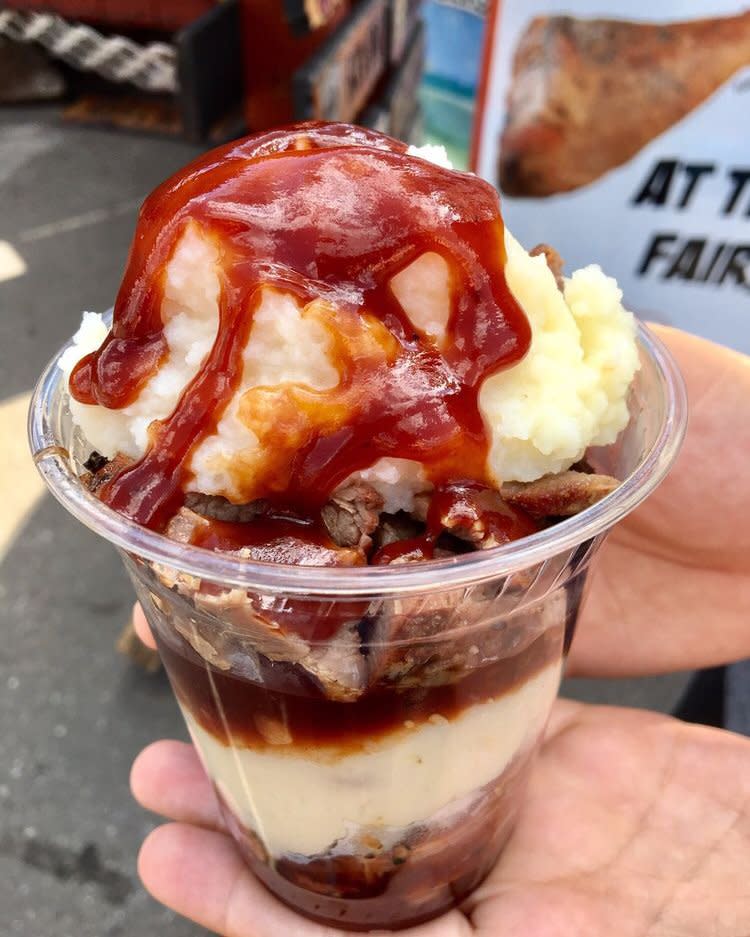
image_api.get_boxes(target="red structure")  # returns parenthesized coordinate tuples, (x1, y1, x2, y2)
(4, 1, 217, 31)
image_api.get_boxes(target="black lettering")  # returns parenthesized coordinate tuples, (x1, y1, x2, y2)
(637, 233, 678, 275)
(718, 246, 750, 289)
(722, 169, 750, 215)
(675, 163, 715, 209)
(698, 242, 728, 283)
(632, 160, 679, 207)
(663, 239, 706, 281)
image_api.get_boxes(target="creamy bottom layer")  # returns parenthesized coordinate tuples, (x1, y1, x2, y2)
(181, 660, 561, 857)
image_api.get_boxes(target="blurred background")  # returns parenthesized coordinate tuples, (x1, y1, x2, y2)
(0, 1, 700, 934)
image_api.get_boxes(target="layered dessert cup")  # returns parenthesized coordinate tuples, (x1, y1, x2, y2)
(29, 124, 686, 931)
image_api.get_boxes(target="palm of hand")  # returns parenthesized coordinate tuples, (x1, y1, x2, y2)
(472, 702, 750, 937)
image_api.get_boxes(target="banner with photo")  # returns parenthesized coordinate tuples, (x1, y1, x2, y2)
(471, 1, 750, 351)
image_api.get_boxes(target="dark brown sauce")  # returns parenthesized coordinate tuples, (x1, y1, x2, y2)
(157, 623, 561, 751)
(232, 749, 532, 930)
(69, 123, 531, 534)
(192, 516, 351, 563)
(372, 537, 435, 565)
(428, 482, 538, 542)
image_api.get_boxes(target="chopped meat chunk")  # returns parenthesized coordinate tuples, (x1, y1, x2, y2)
(570, 458, 595, 474)
(163, 507, 364, 566)
(164, 506, 210, 543)
(82, 451, 108, 474)
(277, 840, 405, 899)
(154, 572, 368, 700)
(303, 623, 368, 702)
(184, 493, 268, 523)
(80, 451, 133, 494)
(365, 583, 564, 688)
(433, 533, 475, 557)
(371, 511, 425, 552)
(430, 485, 538, 549)
(372, 538, 433, 565)
(155, 511, 368, 698)
(322, 482, 384, 552)
(501, 471, 619, 518)
(237, 538, 364, 567)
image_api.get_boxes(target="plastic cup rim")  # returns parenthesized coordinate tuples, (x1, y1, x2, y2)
(29, 318, 687, 597)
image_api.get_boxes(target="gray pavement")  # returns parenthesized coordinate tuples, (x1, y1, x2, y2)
(1, 106, 207, 937)
(0, 105, 691, 936)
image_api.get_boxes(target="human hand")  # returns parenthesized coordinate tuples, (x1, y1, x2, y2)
(571, 325, 750, 677)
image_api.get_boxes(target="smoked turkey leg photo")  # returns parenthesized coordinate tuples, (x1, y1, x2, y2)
(499, 10, 750, 197)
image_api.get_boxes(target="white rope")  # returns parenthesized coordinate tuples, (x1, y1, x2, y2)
(0, 10, 178, 93)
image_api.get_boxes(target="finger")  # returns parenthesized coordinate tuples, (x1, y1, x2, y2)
(139, 823, 341, 937)
(131, 740, 225, 832)
(133, 602, 157, 649)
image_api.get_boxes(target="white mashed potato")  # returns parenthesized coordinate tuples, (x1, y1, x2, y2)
(60, 224, 221, 459)
(188, 289, 339, 501)
(481, 235, 639, 482)
(61, 147, 638, 505)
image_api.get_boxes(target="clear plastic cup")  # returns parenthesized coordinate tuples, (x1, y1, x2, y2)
(29, 321, 686, 931)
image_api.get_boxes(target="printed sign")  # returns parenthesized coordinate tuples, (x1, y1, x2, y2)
(294, 0, 390, 122)
(473, 1, 750, 352)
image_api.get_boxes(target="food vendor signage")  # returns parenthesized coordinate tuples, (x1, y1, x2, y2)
(472, 0, 750, 352)
(294, 0, 390, 121)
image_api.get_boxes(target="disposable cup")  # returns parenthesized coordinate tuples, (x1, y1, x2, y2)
(29, 321, 686, 931)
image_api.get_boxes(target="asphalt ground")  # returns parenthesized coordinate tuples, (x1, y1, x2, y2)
(0, 105, 691, 937)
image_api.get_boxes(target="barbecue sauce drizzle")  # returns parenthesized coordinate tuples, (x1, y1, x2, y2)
(69, 123, 532, 539)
